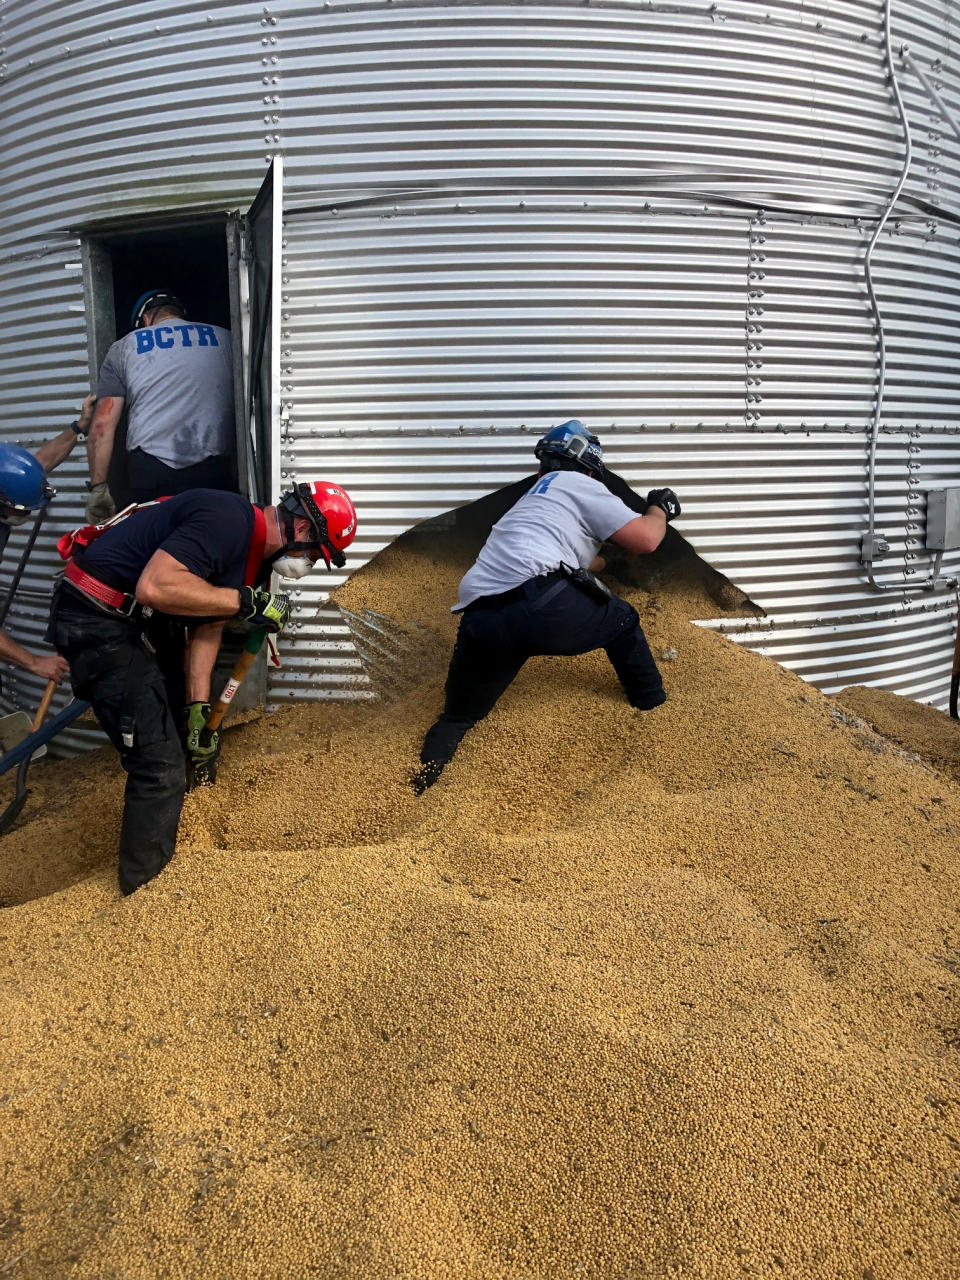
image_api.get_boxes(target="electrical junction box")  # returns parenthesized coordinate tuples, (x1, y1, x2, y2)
(924, 487, 960, 551)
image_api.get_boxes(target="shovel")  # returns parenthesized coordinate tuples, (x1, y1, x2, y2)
(186, 628, 270, 791)
(0, 679, 58, 835)
(0, 706, 44, 760)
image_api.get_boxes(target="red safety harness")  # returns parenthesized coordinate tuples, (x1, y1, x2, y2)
(59, 501, 268, 619)
(242, 506, 268, 588)
(64, 559, 140, 616)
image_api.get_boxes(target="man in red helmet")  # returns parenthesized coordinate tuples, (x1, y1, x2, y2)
(48, 479, 357, 896)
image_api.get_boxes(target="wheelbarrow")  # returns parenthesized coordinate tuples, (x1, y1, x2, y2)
(0, 682, 91, 835)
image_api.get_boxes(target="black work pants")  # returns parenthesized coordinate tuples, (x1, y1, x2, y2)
(50, 592, 187, 895)
(420, 574, 665, 769)
(127, 448, 237, 502)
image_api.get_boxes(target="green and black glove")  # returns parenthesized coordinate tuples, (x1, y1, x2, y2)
(184, 701, 220, 762)
(236, 585, 291, 634)
(183, 701, 221, 789)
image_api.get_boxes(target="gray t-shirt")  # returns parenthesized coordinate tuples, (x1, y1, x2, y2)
(456, 469, 638, 611)
(97, 320, 234, 469)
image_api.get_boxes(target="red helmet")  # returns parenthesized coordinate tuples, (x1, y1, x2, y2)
(278, 480, 357, 569)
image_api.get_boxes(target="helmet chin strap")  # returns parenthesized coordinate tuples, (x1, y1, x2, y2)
(263, 508, 300, 572)
(264, 507, 344, 572)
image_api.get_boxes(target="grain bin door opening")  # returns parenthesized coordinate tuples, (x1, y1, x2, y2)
(81, 218, 241, 509)
(243, 157, 283, 505)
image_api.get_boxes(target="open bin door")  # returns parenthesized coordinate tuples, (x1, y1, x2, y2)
(213, 158, 284, 723)
(244, 156, 283, 505)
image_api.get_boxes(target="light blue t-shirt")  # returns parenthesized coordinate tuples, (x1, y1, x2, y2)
(455, 470, 638, 611)
(97, 320, 234, 469)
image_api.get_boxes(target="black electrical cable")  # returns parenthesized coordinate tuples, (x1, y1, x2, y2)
(0, 507, 45, 630)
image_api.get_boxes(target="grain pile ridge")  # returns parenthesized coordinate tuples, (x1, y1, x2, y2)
(0, 505, 958, 1279)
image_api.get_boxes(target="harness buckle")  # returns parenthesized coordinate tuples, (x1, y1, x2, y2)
(116, 595, 141, 619)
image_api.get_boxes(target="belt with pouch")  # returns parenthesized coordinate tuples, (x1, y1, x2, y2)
(466, 564, 612, 612)
(466, 569, 567, 612)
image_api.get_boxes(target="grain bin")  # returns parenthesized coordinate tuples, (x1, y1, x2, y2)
(1, 0, 958, 734)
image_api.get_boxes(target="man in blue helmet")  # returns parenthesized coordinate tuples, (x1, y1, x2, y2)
(413, 420, 681, 793)
(0, 393, 97, 684)
(85, 290, 236, 522)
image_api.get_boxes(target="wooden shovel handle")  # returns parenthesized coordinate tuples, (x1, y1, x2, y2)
(30, 679, 57, 734)
(203, 629, 268, 737)
(205, 648, 260, 735)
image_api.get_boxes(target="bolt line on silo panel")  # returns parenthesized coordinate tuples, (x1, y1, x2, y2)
(859, 0, 954, 594)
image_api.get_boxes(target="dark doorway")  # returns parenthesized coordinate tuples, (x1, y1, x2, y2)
(107, 223, 232, 336)
(82, 217, 244, 509)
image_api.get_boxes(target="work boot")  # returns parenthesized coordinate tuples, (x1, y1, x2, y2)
(411, 760, 445, 795)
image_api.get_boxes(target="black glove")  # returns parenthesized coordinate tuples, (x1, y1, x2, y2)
(646, 488, 681, 522)
(236, 585, 291, 634)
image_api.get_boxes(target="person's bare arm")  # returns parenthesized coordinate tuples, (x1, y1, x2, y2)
(33, 429, 79, 476)
(135, 550, 241, 618)
(184, 621, 226, 703)
(608, 509, 668, 556)
(0, 630, 70, 682)
(86, 396, 125, 486)
(33, 394, 97, 474)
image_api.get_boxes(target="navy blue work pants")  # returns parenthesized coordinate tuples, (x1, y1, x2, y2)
(421, 574, 665, 769)
(127, 449, 237, 502)
(50, 592, 187, 895)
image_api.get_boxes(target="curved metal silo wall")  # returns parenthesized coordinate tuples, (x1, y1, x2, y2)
(1, 1, 959, 727)
(0, 0, 272, 744)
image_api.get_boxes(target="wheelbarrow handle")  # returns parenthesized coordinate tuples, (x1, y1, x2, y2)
(0, 688, 94, 837)
(0, 698, 91, 778)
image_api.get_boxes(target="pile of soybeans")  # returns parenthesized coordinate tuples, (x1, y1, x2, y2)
(0, 494, 958, 1279)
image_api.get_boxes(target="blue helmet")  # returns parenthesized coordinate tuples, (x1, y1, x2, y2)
(130, 289, 186, 329)
(0, 445, 54, 526)
(534, 420, 604, 478)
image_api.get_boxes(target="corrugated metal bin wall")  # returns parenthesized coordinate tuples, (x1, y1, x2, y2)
(1, 0, 959, 726)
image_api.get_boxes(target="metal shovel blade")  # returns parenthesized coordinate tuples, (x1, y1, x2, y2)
(336, 605, 447, 701)
(0, 711, 47, 762)
(0, 683, 71, 836)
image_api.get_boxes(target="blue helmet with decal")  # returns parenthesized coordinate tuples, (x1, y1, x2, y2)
(534, 420, 604, 478)
(130, 289, 186, 330)
(0, 445, 54, 526)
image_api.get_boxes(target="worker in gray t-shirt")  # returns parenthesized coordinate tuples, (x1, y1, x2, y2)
(85, 290, 236, 522)
(413, 420, 682, 793)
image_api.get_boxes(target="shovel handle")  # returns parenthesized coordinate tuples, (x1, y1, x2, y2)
(204, 628, 268, 737)
(30, 679, 57, 733)
(188, 630, 268, 791)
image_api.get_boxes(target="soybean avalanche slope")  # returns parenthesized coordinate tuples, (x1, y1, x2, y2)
(0, 515, 958, 1279)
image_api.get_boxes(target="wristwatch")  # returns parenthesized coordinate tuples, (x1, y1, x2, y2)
(70, 419, 86, 436)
